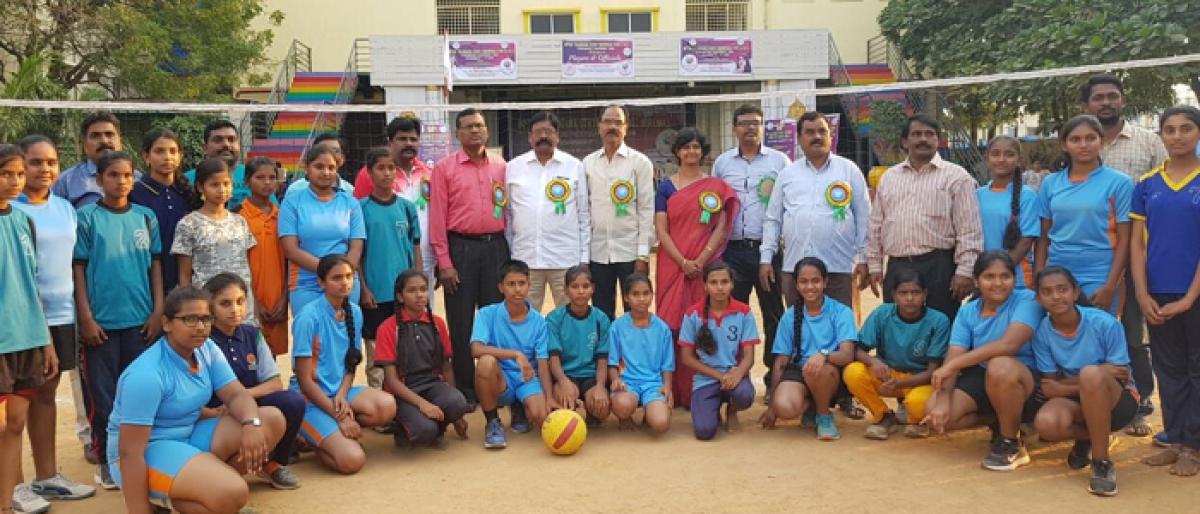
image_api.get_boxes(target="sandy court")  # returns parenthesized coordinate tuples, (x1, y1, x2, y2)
(24, 282, 1192, 513)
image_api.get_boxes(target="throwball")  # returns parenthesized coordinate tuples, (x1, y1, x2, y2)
(541, 409, 587, 455)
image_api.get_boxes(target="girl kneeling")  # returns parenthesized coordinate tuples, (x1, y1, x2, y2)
(608, 274, 675, 434)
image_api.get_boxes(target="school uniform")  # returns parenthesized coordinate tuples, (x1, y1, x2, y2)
(374, 310, 469, 445)
(359, 194, 421, 338)
(1032, 307, 1138, 431)
(845, 304, 949, 423)
(106, 338, 237, 502)
(772, 296, 857, 384)
(74, 201, 162, 465)
(290, 298, 365, 446)
(15, 195, 79, 371)
(0, 205, 51, 397)
(470, 302, 550, 406)
(1037, 166, 1133, 314)
(607, 313, 675, 406)
(278, 188, 366, 313)
(678, 300, 759, 440)
(976, 181, 1039, 288)
(129, 176, 190, 292)
(208, 324, 304, 466)
(546, 305, 611, 394)
(950, 289, 1045, 420)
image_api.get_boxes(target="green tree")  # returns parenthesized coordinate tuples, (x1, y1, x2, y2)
(879, 0, 1200, 132)
(0, 56, 67, 141)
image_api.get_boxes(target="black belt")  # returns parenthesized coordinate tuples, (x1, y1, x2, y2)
(891, 248, 954, 263)
(449, 231, 504, 242)
(727, 239, 762, 249)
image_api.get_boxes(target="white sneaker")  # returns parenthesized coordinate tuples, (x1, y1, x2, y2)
(32, 472, 96, 500)
(12, 484, 51, 514)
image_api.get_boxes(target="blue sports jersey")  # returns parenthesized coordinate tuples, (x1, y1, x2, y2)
(360, 195, 420, 303)
(73, 202, 162, 330)
(1037, 166, 1132, 286)
(470, 302, 550, 376)
(0, 206, 51, 353)
(977, 182, 1039, 288)
(1032, 306, 1129, 378)
(858, 304, 950, 373)
(106, 338, 237, 464)
(607, 313, 675, 384)
(950, 288, 1043, 367)
(278, 188, 366, 300)
(678, 300, 759, 390)
(14, 195, 77, 325)
(772, 296, 857, 366)
(290, 298, 364, 397)
(545, 305, 611, 379)
(1130, 166, 1200, 295)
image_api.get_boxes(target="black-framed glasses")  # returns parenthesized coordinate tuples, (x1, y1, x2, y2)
(173, 315, 214, 327)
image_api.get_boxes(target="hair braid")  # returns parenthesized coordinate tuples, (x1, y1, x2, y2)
(696, 295, 716, 355)
(793, 304, 804, 364)
(1001, 166, 1023, 250)
(426, 302, 444, 370)
(342, 297, 362, 376)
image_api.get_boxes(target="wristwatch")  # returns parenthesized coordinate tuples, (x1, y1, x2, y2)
(819, 349, 831, 357)
(240, 417, 262, 427)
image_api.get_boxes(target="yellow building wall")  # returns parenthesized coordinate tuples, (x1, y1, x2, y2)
(762, 0, 888, 63)
(254, 0, 437, 72)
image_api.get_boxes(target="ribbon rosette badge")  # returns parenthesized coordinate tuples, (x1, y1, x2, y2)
(610, 179, 634, 217)
(492, 182, 507, 219)
(757, 176, 775, 206)
(545, 178, 572, 215)
(825, 181, 852, 221)
(417, 176, 431, 210)
(698, 191, 722, 224)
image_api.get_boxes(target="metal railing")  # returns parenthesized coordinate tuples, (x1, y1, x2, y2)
(237, 39, 312, 149)
(353, 38, 371, 74)
(294, 40, 361, 176)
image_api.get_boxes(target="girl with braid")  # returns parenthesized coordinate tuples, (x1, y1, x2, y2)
(977, 136, 1040, 288)
(678, 262, 759, 440)
(291, 255, 395, 474)
(375, 270, 470, 448)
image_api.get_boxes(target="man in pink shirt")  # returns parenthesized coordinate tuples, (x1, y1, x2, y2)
(428, 108, 509, 404)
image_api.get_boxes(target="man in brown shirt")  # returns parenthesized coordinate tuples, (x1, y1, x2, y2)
(866, 114, 983, 321)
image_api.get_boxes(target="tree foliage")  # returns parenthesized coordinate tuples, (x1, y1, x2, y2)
(879, 0, 1200, 132)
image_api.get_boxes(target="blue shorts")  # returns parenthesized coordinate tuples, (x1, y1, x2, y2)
(108, 417, 219, 500)
(498, 367, 544, 407)
(1079, 281, 1121, 316)
(299, 385, 366, 446)
(615, 379, 666, 406)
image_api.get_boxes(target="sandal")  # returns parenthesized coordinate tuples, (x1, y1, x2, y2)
(1142, 445, 1181, 467)
(1124, 415, 1153, 437)
(838, 398, 867, 420)
(1170, 448, 1200, 477)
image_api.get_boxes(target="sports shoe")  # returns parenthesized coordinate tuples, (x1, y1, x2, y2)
(31, 472, 95, 500)
(816, 414, 840, 441)
(1089, 458, 1118, 497)
(864, 412, 900, 440)
(12, 484, 50, 514)
(1154, 431, 1171, 448)
(509, 404, 531, 434)
(982, 437, 1031, 471)
(1067, 440, 1092, 470)
(903, 423, 931, 438)
(257, 465, 301, 490)
(484, 418, 507, 449)
(94, 464, 118, 490)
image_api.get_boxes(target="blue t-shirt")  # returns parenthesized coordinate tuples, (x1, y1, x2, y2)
(950, 288, 1043, 367)
(1130, 167, 1200, 295)
(470, 302, 550, 376)
(73, 202, 162, 330)
(278, 188, 366, 296)
(1032, 306, 1129, 378)
(545, 305, 611, 379)
(106, 338, 237, 465)
(360, 195, 420, 303)
(14, 195, 77, 325)
(0, 206, 50, 353)
(290, 298, 364, 397)
(772, 297, 857, 366)
(678, 300, 759, 390)
(607, 313, 675, 384)
(858, 304, 950, 373)
(129, 176, 191, 292)
(1037, 166, 1133, 286)
(977, 182, 1039, 288)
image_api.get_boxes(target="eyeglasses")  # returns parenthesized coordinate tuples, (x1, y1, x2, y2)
(173, 315, 213, 327)
(735, 121, 763, 128)
(600, 118, 626, 126)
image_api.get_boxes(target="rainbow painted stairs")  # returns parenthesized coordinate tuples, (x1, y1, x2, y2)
(245, 72, 346, 173)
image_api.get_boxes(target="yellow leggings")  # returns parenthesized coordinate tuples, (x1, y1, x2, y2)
(843, 361, 933, 424)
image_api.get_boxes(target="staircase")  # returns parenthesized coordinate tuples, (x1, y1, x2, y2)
(245, 72, 346, 173)
(827, 37, 909, 168)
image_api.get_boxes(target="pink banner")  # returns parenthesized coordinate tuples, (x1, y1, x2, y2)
(679, 37, 753, 76)
(562, 39, 634, 79)
(450, 40, 517, 80)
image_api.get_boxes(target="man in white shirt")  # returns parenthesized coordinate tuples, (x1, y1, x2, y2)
(505, 111, 592, 311)
(581, 105, 656, 319)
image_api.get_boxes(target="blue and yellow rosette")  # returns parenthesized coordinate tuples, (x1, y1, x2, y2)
(417, 176, 431, 210)
(610, 179, 634, 217)
(492, 182, 507, 219)
(545, 178, 571, 215)
(825, 181, 852, 221)
(757, 176, 775, 206)
(698, 191, 722, 224)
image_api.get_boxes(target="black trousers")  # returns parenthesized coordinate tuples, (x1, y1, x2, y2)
(884, 249, 961, 323)
(590, 260, 635, 320)
(1147, 295, 1200, 449)
(394, 378, 470, 446)
(444, 234, 509, 402)
(723, 242, 784, 383)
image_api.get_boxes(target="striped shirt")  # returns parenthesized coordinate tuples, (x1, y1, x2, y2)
(1101, 121, 1167, 181)
(866, 155, 984, 277)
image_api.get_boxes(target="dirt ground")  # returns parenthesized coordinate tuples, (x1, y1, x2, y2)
(26, 290, 1194, 513)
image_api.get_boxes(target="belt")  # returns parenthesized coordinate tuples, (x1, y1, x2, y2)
(727, 239, 762, 249)
(449, 231, 505, 242)
(890, 248, 954, 263)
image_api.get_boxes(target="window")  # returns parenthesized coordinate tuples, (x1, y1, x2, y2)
(685, 0, 750, 31)
(527, 12, 576, 34)
(607, 11, 654, 33)
(436, 0, 500, 35)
